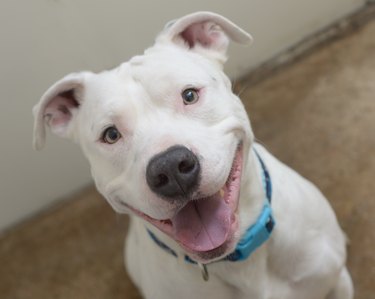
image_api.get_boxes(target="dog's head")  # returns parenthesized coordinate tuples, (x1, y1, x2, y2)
(33, 12, 254, 262)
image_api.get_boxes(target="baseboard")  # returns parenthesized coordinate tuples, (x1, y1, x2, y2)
(238, 2, 375, 86)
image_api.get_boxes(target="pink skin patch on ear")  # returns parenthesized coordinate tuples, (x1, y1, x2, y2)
(181, 22, 223, 49)
(44, 90, 79, 127)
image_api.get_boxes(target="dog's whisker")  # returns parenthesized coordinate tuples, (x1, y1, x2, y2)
(236, 81, 252, 97)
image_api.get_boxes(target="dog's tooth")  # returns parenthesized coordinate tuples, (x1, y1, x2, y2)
(220, 189, 225, 198)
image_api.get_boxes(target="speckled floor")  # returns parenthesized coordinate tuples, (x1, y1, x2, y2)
(1, 13, 374, 299)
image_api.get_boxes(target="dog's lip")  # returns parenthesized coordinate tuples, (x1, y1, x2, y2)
(123, 143, 243, 258)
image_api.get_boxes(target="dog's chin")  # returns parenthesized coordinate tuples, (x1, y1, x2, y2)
(125, 144, 243, 263)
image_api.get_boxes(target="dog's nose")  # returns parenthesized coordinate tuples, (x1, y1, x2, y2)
(146, 145, 200, 198)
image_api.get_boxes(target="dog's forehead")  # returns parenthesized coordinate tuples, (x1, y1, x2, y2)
(85, 46, 221, 105)
(124, 47, 219, 86)
(80, 47, 226, 134)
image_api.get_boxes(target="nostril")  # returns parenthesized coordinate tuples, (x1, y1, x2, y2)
(155, 174, 169, 188)
(178, 160, 195, 174)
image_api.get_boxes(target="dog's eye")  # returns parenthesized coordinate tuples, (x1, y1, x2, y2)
(182, 88, 199, 105)
(102, 126, 121, 144)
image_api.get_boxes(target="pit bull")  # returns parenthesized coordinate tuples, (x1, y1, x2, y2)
(33, 11, 353, 299)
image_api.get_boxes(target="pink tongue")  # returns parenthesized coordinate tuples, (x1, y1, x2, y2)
(172, 194, 232, 252)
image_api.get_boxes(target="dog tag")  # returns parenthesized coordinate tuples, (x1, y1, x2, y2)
(198, 263, 209, 281)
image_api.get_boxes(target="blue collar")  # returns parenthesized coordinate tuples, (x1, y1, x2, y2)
(147, 149, 275, 264)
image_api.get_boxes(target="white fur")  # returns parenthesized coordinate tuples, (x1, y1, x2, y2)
(33, 12, 353, 299)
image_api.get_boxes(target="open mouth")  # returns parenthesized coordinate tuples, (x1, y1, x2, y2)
(127, 144, 243, 259)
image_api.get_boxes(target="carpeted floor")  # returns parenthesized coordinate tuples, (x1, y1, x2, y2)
(1, 13, 374, 299)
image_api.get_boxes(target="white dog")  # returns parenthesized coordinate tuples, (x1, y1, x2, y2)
(33, 12, 353, 299)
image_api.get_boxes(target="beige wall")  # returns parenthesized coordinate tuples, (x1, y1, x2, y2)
(0, 0, 364, 232)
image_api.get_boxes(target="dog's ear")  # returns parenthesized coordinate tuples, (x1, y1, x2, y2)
(33, 72, 90, 150)
(157, 11, 253, 64)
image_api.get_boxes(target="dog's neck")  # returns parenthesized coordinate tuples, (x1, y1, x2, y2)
(238, 144, 271, 235)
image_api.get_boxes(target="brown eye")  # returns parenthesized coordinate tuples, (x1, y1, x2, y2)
(182, 88, 199, 105)
(102, 126, 121, 144)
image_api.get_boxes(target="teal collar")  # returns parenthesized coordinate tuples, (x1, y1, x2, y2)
(147, 149, 275, 264)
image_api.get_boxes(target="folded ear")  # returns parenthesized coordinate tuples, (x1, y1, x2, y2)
(156, 11, 253, 64)
(33, 72, 89, 150)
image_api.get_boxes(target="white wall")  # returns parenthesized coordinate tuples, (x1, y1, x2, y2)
(0, 0, 364, 232)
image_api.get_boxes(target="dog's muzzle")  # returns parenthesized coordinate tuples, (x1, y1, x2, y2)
(146, 145, 200, 199)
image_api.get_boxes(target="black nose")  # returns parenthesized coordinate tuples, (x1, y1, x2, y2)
(146, 145, 200, 198)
